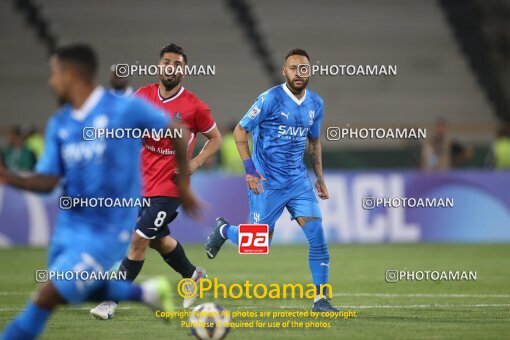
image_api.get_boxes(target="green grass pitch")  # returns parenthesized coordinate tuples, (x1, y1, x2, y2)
(1, 244, 509, 339)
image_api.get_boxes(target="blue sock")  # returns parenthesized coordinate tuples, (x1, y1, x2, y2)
(3, 302, 52, 340)
(88, 280, 142, 302)
(301, 219, 330, 294)
(225, 224, 239, 245)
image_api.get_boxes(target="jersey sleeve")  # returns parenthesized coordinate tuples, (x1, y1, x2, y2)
(308, 97, 324, 139)
(194, 98, 216, 133)
(128, 97, 170, 131)
(239, 93, 273, 133)
(133, 87, 146, 98)
(35, 116, 64, 176)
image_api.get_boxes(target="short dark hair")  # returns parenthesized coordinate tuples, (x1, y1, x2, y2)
(285, 48, 310, 62)
(160, 43, 187, 64)
(53, 44, 98, 78)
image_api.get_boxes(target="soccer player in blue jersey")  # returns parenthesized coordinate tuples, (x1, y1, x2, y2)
(205, 48, 338, 312)
(1, 44, 200, 339)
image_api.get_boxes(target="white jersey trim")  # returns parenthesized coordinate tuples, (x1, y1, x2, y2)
(71, 86, 105, 121)
(281, 83, 307, 106)
(201, 122, 217, 134)
(158, 86, 185, 103)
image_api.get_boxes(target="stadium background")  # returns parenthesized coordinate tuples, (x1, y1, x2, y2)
(1, 1, 510, 339)
(1, 0, 509, 245)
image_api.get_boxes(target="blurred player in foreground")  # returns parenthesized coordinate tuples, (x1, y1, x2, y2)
(91, 43, 221, 319)
(205, 48, 338, 312)
(1, 44, 200, 339)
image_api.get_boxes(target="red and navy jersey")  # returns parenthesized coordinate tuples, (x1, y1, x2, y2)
(135, 84, 216, 197)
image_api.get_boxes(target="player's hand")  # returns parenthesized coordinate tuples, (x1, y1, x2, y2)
(0, 162, 6, 184)
(315, 179, 329, 200)
(189, 158, 201, 174)
(179, 188, 204, 219)
(246, 173, 266, 195)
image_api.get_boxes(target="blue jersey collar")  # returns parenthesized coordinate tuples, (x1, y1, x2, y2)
(282, 83, 307, 106)
(71, 86, 105, 121)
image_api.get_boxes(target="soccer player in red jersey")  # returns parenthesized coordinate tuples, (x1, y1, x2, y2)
(91, 44, 222, 319)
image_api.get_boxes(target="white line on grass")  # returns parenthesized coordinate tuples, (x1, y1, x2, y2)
(2, 304, 510, 313)
(333, 292, 510, 298)
(0, 306, 135, 312)
(279, 304, 510, 309)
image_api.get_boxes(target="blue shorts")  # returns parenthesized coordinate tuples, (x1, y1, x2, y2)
(248, 177, 321, 233)
(47, 221, 131, 304)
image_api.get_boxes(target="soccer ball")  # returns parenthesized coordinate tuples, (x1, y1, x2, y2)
(189, 303, 231, 340)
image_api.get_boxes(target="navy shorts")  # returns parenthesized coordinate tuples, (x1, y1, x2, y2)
(135, 197, 180, 239)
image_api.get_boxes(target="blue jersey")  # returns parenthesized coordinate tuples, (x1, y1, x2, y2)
(36, 87, 169, 232)
(239, 84, 324, 189)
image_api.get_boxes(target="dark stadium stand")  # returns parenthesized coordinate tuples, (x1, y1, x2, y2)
(0, 0, 500, 153)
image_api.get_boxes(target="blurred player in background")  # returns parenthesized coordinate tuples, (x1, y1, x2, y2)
(0, 44, 200, 339)
(109, 64, 133, 96)
(91, 43, 222, 319)
(205, 48, 338, 312)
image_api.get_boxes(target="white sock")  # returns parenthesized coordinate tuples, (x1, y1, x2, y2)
(314, 295, 324, 303)
(140, 282, 158, 305)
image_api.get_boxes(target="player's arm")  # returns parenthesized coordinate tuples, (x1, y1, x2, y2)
(307, 136, 328, 200)
(0, 116, 62, 193)
(167, 120, 202, 217)
(0, 168, 59, 193)
(233, 124, 251, 160)
(308, 98, 328, 200)
(234, 124, 266, 194)
(190, 99, 222, 174)
(190, 126, 222, 173)
(236, 95, 271, 194)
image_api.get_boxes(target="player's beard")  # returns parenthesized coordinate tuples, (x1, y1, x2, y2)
(286, 76, 308, 94)
(160, 75, 182, 91)
(57, 96, 68, 106)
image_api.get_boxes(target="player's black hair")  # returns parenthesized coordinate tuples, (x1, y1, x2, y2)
(160, 43, 188, 64)
(285, 48, 310, 62)
(53, 44, 98, 79)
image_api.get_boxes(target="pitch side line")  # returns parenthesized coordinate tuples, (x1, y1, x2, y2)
(333, 293, 510, 298)
(2, 304, 510, 312)
(278, 303, 510, 309)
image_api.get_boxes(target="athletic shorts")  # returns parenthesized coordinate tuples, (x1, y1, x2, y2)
(248, 177, 321, 233)
(47, 221, 131, 304)
(134, 196, 180, 240)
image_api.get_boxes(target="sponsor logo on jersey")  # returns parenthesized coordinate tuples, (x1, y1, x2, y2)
(173, 112, 183, 121)
(61, 141, 106, 165)
(278, 125, 309, 137)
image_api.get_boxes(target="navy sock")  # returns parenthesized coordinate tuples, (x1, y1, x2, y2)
(2, 302, 51, 340)
(161, 241, 196, 278)
(89, 280, 142, 302)
(118, 257, 144, 282)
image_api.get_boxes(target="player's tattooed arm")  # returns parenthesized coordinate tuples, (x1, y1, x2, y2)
(234, 124, 266, 194)
(308, 137, 329, 199)
(233, 124, 251, 160)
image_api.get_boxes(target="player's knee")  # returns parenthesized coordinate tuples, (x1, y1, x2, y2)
(152, 236, 177, 254)
(129, 235, 149, 260)
(302, 219, 328, 255)
(33, 282, 65, 310)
